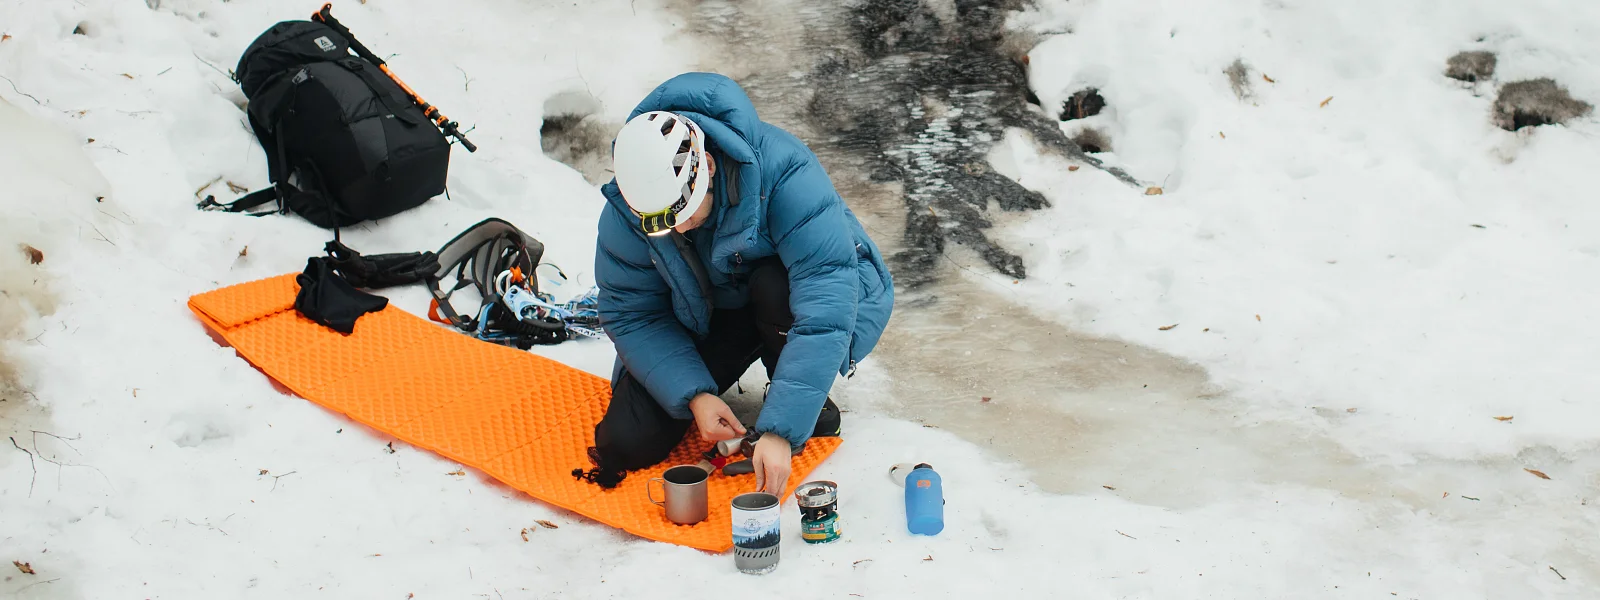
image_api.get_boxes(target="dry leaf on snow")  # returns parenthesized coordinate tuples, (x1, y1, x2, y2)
(536, 520, 559, 529)
(1525, 468, 1551, 480)
(121, 73, 135, 80)
(1067, 165, 1080, 172)
(1144, 187, 1164, 196)
(259, 469, 268, 476)
(1346, 408, 1357, 413)
(520, 528, 531, 542)
(13, 561, 34, 575)
(1494, 416, 1514, 422)
(447, 469, 466, 477)
(1, 34, 12, 42)
(1158, 323, 1178, 331)
(1263, 74, 1276, 83)
(20, 244, 43, 264)
(980, 397, 992, 403)
(1319, 96, 1333, 108)
(1255, 314, 1262, 322)
(1103, 485, 1116, 490)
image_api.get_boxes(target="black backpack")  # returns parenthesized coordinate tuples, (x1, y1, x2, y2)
(209, 19, 451, 228)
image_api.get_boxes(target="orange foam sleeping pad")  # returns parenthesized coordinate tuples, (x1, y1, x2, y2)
(188, 273, 842, 553)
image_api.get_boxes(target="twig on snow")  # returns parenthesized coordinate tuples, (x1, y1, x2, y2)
(18, 578, 61, 592)
(96, 208, 135, 226)
(456, 66, 473, 92)
(270, 470, 298, 492)
(89, 223, 116, 247)
(1116, 530, 1137, 540)
(10, 437, 37, 498)
(573, 53, 595, 99)
(185, 518, 229, 536)
(194, 175, 223, 198)
(32, 430, 82, 456)
(0, 74, 43, 105)
(30, 430, 113, 492)
(193, 52, 230, 79)
(1550, 566, 1566, 581)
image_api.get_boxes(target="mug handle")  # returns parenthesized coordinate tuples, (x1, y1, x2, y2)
(647, 477, 666, 507)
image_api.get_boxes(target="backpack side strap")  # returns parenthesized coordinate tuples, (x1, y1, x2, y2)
(198, 187, 281, 214)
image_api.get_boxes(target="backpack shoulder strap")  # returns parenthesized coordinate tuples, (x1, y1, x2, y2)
(200, 77, 307, 216)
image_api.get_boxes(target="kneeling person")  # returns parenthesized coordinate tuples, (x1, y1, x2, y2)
(591, 73, 894, 494)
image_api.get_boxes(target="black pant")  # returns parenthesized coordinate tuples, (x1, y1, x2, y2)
(594, 261, 795, 471)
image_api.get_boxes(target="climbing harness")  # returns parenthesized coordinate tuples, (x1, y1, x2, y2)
(425, 218, 604, 349)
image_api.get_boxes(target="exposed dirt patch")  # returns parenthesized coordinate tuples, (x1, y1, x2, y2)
(1445, 50, 1496, 83)
(1492, 78, 1592, 131)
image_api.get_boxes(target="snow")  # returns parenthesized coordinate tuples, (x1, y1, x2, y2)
(2, 0, 1598, 598)
(1010, 0, 1600, 461)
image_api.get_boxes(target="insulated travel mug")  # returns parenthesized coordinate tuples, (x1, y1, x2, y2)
(731, 492, 781, 574)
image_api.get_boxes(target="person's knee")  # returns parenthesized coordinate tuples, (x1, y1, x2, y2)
(596, 420, 678, 471)
(594, 375, 687, 471)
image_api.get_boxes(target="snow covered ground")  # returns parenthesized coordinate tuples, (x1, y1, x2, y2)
(2, 0, 1597, 598)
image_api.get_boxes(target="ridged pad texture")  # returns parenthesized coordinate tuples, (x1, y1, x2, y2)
(189, 274, 842, 552)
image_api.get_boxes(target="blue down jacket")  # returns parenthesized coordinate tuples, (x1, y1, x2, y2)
(595, 72, 894, 449)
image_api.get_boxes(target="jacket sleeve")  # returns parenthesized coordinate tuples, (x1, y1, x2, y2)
(595, 200, 718, 420)
(754, 158, 859, 449)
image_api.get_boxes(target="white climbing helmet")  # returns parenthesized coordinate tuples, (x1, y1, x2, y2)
(612, 110, 710, 236)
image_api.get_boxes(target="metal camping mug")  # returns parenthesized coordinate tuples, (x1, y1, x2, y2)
(731, 492, 782, 574)
(647, 465, 709, 525)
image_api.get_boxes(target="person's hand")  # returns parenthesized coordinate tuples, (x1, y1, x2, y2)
(751, 432, 793, 494)
(688, 393, 746, 442)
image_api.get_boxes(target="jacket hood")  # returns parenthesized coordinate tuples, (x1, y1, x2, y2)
(627, 72, 761, 165)
(606, 73, 767, 273)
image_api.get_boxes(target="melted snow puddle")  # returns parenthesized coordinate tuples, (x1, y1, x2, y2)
(665, 11, 1600, 574)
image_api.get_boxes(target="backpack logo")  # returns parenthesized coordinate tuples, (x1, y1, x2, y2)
(291, 69, 310, 85)
(314, 36, 336, 52)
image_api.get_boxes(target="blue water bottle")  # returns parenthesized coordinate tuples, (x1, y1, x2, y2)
(904, 463, 944, 535)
